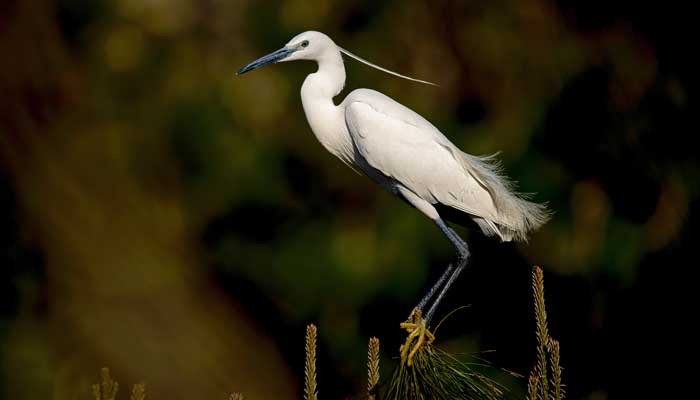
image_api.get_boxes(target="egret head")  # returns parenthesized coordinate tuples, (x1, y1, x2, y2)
(236, 31, 336, 75)
(237, 31, 437, 86)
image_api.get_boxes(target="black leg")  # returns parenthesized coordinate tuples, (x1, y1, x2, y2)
(425, 256, 467, 323)
(416, 262, 455, 312)
(422, 218, 471, 324)
(436, 218, 470, 258)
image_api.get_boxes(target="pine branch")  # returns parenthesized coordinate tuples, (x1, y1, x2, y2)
(304, 324, 318, 400)
(527, 374, 539, 400)
(532, 266, 549, 399)
(548, 338, 564, 400)
(367, 337, 380, 400)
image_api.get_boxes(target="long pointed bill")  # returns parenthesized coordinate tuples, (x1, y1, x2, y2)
(236, 47, 294, 75)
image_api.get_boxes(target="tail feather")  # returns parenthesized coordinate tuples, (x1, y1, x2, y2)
(459, 152, 551, 242)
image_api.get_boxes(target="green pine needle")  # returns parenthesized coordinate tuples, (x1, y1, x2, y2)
(385, 344, 504, 400)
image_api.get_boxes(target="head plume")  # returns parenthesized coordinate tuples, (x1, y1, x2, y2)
(338, 47, 438, 87)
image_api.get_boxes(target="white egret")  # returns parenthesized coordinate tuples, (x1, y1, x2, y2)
(237, 31, 549, 358)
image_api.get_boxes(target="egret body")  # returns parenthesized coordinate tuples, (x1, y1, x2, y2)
(237, 31, 549, 330)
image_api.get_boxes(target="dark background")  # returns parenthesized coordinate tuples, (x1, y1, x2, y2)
(1, 0, 694, 399)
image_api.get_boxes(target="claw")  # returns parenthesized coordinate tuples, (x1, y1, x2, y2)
(399, 308, 435, 366)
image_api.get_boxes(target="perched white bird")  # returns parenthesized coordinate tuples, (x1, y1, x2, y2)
(237, 31, 549, 326)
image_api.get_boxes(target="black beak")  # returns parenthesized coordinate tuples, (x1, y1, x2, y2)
(236, 47, 294, 75)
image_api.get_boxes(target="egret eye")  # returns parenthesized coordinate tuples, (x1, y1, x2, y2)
(301, 40, 309, 48)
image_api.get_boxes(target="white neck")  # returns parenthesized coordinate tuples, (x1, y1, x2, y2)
(300, 49, 355, 164)
(301, 49, 346, 102)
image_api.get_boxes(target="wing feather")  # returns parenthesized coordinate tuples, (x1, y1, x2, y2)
(342, 89, 550, 242)
(344, 93, 500, 223)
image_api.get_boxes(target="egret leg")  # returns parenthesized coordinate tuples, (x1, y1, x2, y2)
(424, 256, 467, 324)
(423, 218, 471, 324)
(395, 188, 462, 315)
(416, 263, 455, 312)
(436, 218, 470, 259)
(399, 218, 470, 365)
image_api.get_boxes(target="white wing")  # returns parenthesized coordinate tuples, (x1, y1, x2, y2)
(343, 89, 500, 223)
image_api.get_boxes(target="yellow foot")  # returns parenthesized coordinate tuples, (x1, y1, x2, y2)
(399, 308, 435, 366)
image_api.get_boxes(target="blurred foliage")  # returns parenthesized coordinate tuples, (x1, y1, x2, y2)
(93, 368, 119, 400)
(0, 0, 694, 399)
(90, 367, 143, 400)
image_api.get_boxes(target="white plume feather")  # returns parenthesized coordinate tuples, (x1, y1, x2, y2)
(338, 46, 438, 87)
